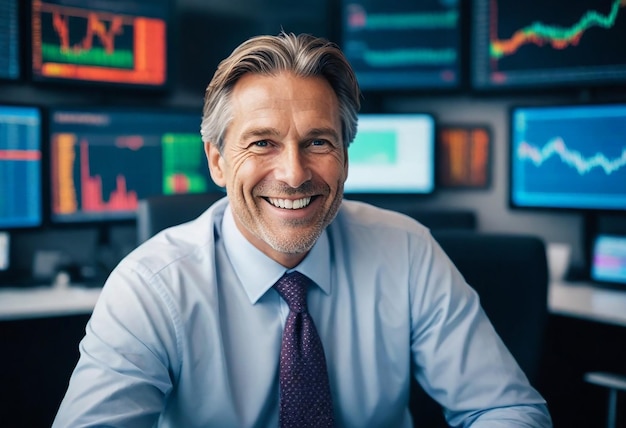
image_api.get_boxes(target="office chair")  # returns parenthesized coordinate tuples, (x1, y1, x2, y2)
(344, 195, 478, 231)
(584, 371, 626, 428)
(409, 230, 550, 427)
(136, 191, 225, 244)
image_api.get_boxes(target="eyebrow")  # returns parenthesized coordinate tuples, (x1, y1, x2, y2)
(307, 127, 341, 142)
(241, 127, 281, 141)
(241, 127, 340, 142)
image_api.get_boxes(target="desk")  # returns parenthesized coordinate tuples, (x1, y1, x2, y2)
(1, 280, 626, 325)
(0, 285, 101, 321)
(548, 280, 626, 327)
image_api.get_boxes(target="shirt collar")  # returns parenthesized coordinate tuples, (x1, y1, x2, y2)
(221, 204, 331, 304)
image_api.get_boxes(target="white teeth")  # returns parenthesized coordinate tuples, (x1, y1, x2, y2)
(268, 197, 311, 209)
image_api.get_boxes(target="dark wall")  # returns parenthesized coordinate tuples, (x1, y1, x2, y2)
(2, 1, 626, 426)
(2, 0, 625, 281)
(0, 0, 336, 284)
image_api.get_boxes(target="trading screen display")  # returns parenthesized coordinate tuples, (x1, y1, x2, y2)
(591, 234, 626, 285)
(49, 108, 218, 224)
(437, 125, 491, 188)
(344, 114, 435, 194)
(472, 0, 626, 90)
(0, 105, 42, 229)
(30, 0, 169, 88)
(0, 0, 21, 80)
(510, 104, 626, 212)
(341, 0, 461, 90)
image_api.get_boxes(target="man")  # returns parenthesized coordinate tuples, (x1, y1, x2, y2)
(53, 32, 552, 427)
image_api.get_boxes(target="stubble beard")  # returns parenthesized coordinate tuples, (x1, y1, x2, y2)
(240, 182, 344, 255)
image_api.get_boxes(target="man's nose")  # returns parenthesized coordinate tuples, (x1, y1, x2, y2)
(275, 146, 312, 188)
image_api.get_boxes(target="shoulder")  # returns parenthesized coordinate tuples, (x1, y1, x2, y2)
(120, 198, 227, 280)
(336, 199, 429, 236)
(329, 199, 434, 260)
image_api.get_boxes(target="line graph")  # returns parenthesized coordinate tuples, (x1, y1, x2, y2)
(518, 138, 626, 175)
(31, 0, 167, 86)
(53, 12, 124, 54)
(342, 0, 460, 89)
(352, 43, 457, 67)
(346, 5, 458, 30)
(45, 9, 133, 68)
(472, 0, 626, 89)
(511, 105, 626, 211)
(491, 0, 626, 59)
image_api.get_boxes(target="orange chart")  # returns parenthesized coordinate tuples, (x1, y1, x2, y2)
(32, 0, 167, 85)
(437, 126, 491, 188)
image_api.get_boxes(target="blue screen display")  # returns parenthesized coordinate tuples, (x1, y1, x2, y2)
(591, 234, 626, 285)
(510, 104, 626, 212)
(0, 105, 42, 229)
(0, 0, 20, 80)
(344, 114, 435, 194)
(341, 0, 461, 90)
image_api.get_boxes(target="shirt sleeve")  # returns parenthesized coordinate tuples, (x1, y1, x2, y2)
(409, 233, 553, 427)
(52, 261, 179, 428)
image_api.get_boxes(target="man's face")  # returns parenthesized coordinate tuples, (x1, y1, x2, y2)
(206, 71, 348, 267)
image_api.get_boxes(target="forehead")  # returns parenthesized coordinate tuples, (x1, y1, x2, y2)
(229, 72, 340, 122)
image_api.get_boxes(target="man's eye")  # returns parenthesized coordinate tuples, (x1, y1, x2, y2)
(254, 140, 269, 147)
(311, 139, 327, 146)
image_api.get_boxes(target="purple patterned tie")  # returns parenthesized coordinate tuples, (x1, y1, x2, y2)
(274, 271, 334, 427)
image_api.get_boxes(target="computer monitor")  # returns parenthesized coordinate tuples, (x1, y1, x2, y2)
(48, 107, 219, 224)
(509, 103, 626, 213)
(344, 113, 435, 194)
(0, 105, 42, 229)
(0, 0, 21, 81)
(340, 0, 462, 91)
(590, 233, 626, 287)
(472, 0, 626, 91)
(29, 0, 171, 90)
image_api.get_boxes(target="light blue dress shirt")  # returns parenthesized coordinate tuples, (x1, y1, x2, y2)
(53, 198, 551, 427)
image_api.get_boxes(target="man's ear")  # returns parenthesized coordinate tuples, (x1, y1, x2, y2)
(205, 142, 227, 187)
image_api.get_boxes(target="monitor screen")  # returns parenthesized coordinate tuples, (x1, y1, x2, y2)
(0, 105, 42, 230)
(472, 0, 626, 90)
(590, 234, 626, 286)
(0, 0, 21, 80)
(509, 103, 626, 212)
(344, 113, 435, 194)
(30, 0, 170, 89)
(49, 107, 219, 224)
(341, 0, 461, 91)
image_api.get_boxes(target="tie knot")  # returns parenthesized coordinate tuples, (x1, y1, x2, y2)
(274, 271, 311, 313)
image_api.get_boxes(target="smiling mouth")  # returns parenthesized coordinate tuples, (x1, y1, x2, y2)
(266, 197, 312, 209)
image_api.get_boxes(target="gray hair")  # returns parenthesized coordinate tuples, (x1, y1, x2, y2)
(200, 32, 361, 152)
